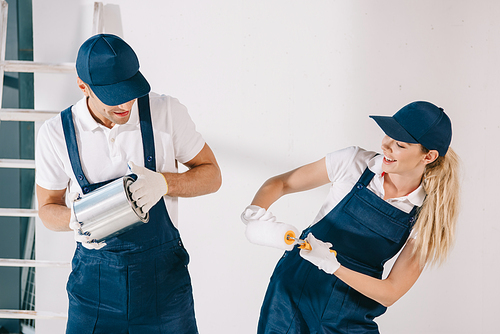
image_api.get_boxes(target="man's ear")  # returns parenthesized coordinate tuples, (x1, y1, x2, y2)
(423, 150, 439, 165)
(77, 77, 90, 97)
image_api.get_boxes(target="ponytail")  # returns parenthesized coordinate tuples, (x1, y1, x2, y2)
(412, 147, 461, 267)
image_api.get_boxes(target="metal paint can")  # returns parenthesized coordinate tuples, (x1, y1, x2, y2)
(73, 175, 149, 242)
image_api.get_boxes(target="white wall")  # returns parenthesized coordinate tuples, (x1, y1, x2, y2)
(33, 1, 499, 333)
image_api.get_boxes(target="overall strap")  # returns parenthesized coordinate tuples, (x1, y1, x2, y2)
(408, 205, 419, 227)
(138, 94, 156, 171)
(357, 166, 376, 187)
(61, 106, 92, 193)
(356, 153, 380, 187)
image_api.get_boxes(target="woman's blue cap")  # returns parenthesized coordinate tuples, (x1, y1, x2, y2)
(370, 101, 452, 156)
(76, 34, 151, 106)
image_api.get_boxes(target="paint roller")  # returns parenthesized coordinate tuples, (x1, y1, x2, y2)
(245, 220, 337, 255)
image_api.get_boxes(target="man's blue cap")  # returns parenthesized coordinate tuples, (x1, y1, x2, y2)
(370, 101, 452, 156)
(76, 34, 150, 106)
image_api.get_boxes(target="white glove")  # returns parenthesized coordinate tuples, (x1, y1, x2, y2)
(128, 161, 168, 214)
(68, 192, 106, 250)
(240, 205, 276, 225)
(299, 233, 340, 274)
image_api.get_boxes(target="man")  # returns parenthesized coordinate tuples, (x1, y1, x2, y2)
(35, 34, 221, 333)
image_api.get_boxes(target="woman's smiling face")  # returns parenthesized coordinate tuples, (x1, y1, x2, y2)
(380, 135, 430, 177)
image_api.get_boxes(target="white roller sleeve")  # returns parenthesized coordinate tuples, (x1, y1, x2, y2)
(245, 220, 299, 251)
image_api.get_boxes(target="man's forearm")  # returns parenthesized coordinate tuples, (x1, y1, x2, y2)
(162, 162, 221, 198)
(38, 203, 72, 232)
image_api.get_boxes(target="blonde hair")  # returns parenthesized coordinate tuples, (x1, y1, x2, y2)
(412, 147, 461, 267)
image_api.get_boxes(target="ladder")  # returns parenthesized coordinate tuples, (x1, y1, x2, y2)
(0, 1, 105, 331)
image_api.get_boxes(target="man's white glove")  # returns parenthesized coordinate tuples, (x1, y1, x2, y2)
(299, 233, 340, 274)
(240, 205, 276, 225)
(68, 192, 106, 250)
(128, 161, 168, 214)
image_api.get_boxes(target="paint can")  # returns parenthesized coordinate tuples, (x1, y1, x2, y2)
(73, 175, 148, 242)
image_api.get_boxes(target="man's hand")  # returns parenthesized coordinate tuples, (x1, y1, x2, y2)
(128, 161, 168, 214)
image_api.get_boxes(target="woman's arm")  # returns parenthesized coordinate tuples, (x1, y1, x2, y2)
(251, 157, 331, 209)
(252, 154, 424, 307)
(334, 238, 424, 307)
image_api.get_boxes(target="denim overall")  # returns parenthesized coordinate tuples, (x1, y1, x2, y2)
(258, 166, 417, 334)
(62, 95, 198, 334)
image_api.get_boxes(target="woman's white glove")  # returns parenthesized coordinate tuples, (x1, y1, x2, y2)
(299, 233, 340, 274)
(240, 205, 276, 225)
(128, 161, 168, 214)
(68, 192, 106, 250)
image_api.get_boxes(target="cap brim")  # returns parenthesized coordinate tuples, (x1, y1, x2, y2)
(369, 115, 419, 144)
(89, 70, 151, 106)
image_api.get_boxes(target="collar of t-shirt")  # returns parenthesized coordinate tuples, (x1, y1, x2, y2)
(75, 97, 139, 132)
(367, 154, 426, 207)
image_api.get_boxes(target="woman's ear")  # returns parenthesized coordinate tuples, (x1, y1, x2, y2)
(423, 150, 439, 165)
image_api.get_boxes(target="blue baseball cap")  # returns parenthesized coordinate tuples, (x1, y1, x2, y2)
(76, 34, 150, 106)
(370, 101, 452, 156)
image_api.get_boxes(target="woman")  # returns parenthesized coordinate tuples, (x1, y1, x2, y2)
(241, 101, 460, 333)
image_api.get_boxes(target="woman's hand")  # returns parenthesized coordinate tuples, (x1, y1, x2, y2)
(299, 233, 340, 274)
(240, 205, 276, 225)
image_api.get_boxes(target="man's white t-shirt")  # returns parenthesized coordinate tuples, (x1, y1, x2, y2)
(35, 92, 205, 227)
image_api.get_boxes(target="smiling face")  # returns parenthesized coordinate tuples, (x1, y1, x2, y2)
(77, 78, 136, 129)
(380, 135, 438, 178)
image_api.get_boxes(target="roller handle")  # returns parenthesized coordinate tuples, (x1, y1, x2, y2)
(285, 231, 337, 256)
(298, 241, 337, 256)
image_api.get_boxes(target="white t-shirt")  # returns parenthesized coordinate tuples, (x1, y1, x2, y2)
(310, 146, 426, 226)
(35, 92, 206, 227)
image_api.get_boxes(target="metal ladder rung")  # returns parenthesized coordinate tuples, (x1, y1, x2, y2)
(0, 1, 102, 327)
(0, 309, 67, 319)
(0, 158, 35, 169)
(0, 208, 37, 217)
(0, 259, 70, 267)
(0, 108, 58, 121)
(0, 60, 75, 73)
